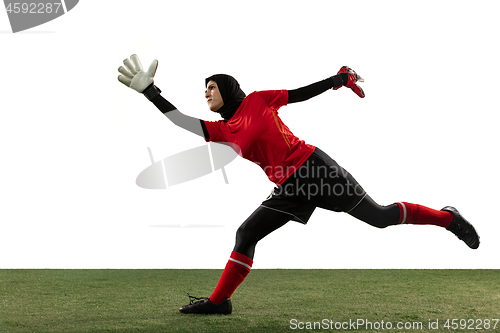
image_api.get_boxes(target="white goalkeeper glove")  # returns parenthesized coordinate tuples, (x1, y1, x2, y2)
(118, 54, 160, 100)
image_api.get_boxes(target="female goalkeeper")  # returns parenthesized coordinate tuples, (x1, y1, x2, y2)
(118, 55, 479, 315)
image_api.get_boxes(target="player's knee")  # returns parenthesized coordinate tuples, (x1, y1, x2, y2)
(235, 225, 245, 240)
(234, 226, 256, 258)
(235, 224, 251, 246)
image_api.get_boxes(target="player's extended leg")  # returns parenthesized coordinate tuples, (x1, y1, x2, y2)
(347, 195, 400, 228)
(179, 206, 291, 314)
(348, 195, 480, 249)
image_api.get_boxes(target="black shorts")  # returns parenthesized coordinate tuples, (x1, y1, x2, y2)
(261, 147, 367, 224)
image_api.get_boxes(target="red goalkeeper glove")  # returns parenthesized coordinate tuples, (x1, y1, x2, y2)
(333, 66, 365, 98)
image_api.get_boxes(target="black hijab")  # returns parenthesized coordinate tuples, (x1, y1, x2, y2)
(205, 74, 246, 121)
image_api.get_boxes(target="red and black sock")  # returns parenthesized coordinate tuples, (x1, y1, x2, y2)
(210, 251, 253, 305)
(396, 202, 453, 228)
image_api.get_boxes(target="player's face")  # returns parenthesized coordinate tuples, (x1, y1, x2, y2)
(205, 80, 224, 112)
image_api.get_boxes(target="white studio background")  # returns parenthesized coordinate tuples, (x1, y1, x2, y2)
(0, 0, 499, 269)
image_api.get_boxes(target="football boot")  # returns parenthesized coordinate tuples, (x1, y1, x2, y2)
(179, 294, 232, 315)
(442, 206, 480, 249)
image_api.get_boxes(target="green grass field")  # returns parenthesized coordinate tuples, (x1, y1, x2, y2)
(1, 269, 498, 332)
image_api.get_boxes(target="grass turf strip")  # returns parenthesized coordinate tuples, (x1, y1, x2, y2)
(0, 269, 498, 333)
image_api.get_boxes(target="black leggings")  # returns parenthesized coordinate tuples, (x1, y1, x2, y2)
(348, 195, 400, 229)
(233, 206, 290, 259)
(233, 195, 400, 259)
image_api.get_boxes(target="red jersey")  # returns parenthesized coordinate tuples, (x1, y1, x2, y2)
(203, 90, 315, 185)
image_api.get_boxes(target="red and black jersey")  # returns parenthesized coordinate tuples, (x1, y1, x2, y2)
(203, 90, 315, 185)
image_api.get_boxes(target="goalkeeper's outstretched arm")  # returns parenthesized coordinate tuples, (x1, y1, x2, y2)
(117, 54, 206, 138)
(146, 89, 206, 138)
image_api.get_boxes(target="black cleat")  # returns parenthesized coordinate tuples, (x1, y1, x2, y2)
(442, 206, 480, 249)
(179, 294, 232, 315)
